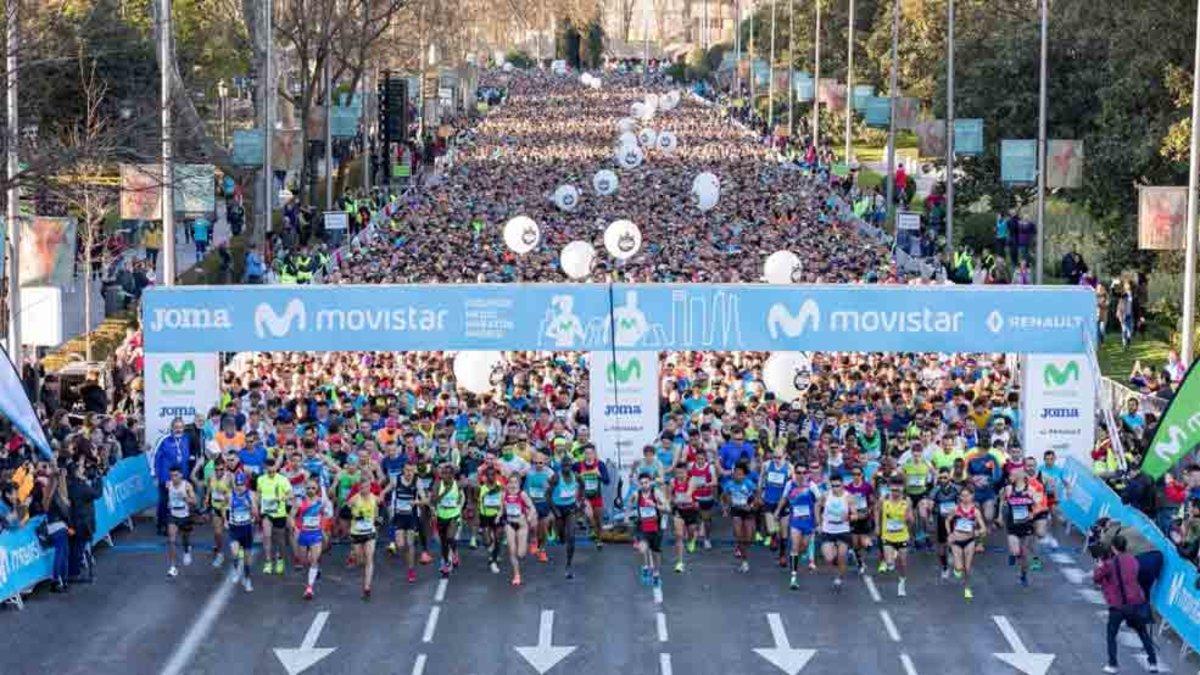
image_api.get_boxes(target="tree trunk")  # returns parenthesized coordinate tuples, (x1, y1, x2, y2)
(149, 0, 229, 165)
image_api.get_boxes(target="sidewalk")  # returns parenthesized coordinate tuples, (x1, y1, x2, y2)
(138, 199, 232, 284)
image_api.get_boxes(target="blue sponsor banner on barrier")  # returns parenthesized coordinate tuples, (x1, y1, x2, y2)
(1044, 459, 1200, 653)
(0, 516, 55, 602)
(143, 284, 1095, 354)
(92, 456, 158, 545)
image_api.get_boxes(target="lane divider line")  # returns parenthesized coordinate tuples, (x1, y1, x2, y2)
(411, 653, 427, 675)
(435, 578, 448, 603)
(160, 571, 239, 675)
(659, 653, 673, 675)
(653, 585, 663, 605)
(1059, 566, 1087, 585)
(864, 575, 882, 603)
(879, 609, 901, 643)
(656, 612, 669, 643)
(422, 606, 441, 643)
(900, 653, 918, 675)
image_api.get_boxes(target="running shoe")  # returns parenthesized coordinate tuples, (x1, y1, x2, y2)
(778, 555, 787, 568)
(452, 552, 460, 568)
(789, 574, 798, 590)
(963, 587, 973, 600)
(941, 568, 950, 580)
(739, 560, 750, 574)
(182, 551, 193, 567)
(877, 561, 887, 573)
(1030, 557, 1043, 571)
(262, 562, 273, 575)
(231, 567, 241, 584)
(1020, 572, 1029, 587)
(754, 532, 764, 545)
(469, 536, 478, 550)
(686, 538, 697, 554)
(595, 540, 604, 551)
(489, 561, 500, 574)
(652, 574, 661, 587)
(857, 563, 866, 576)
(1007, 554, 1016, 567)
(387, 542, 397, 555)
(832, 577, 843, 592)
(212, 553, 225, 568)
(362, 587, 371, 601)
(1101, 666, 1118, 674)
(953, 569, 963, 580)
(511, 573, 522, 587)
(565, 566, 574, 580)
(674, 560, 684, 574)
(733, 546, 744, 559)
(440, 563, 451, 578)
(703, 539, 712, 550)
(274, 559, 285, 575)
(242, 577, 253, 593)
(897, 579, 907, 597)
(167, 565, 179, 578)
(808, 560, 817, 572)
(304, 585, 314, 600)
(529, 542, 538, 556)
(419, 551, 433, 565)
(407, 569, 418, 584)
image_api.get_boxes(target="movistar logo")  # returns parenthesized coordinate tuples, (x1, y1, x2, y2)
(254, 299, 306, 338)
(606, 358, 642, 384)
(1043, 361, 1080, 387)
(767, 300, 821, 338)
(160, 360, 195, 386)
(1150, 411, 1200, 464)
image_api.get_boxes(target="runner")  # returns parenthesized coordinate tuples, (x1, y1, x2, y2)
(758, 447, 792, 567)
(817, 473, 854, 591)
(381, 461, 424, 583)
(946, 486, 988, 600)
(688, 449, 718, 550)
(257, 459, 293, 577)
(347, 474, 381, 599)
(206, 453, 234, 569)
(292, 478, 329, 600)
(502, 474, 536, 586)
(901, 445, 934, 547)
(1024, 455, 1051, 571)
(633, 473, 667, 586)
(776, 464, 817, 590)
(722, 462, 758, 573)
(525, 454, 554, 563)
(575, 445, 609, 549)
(929, 467, 962, 579)
(845, 465, 875, 575)
(878, 477, 913, 597)
(165, 466, 196, 578)
(432, 463, 463, 578)
(668, 464, 699, 573)
(550, 461, 583, 578)
(478, 465, 505, 574)
(226, 471, 257, 592)
(1002, 467, 1037, 587)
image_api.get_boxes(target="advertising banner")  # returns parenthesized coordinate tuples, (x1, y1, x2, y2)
(0, 346, 51, 458)
(852, 85, 875, 111)
(793, 72, 814, 102)
(1138, 186, 1188, 250)
(324, 211, 349, 231)
(0, 516, 54, 603)
(331, 107, 360, 139)
(231, 129, 265, 167)
(864, 97, 890, 128)
(1046, 139, 1084, 189)
(894, 97, 919, 130)
(143, 352, 220, 449)
(954, 118, 984, 155)
(174, 164, 215, 216)
(143, 284, 1096, 355)
(896, 211, 922, 231)
(19, 216, 76, 288)
(1140, 358, 1200, 478)
(1021, 354, 1096, 466)
(1000, 139, 1038, 185)
(119, 163, 162, 220)
(752, 60, 769, 88)
(272, 129, 301, 167)
(92, 456, 157, 545)
(916, 120, 946, 157)
(818, 80, 846, 111)
(589, 350, 659, 468)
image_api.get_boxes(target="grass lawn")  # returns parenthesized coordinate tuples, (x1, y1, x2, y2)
(1096, 332, 1172, 379)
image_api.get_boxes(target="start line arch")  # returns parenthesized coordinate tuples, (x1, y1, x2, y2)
(141, 283, 1098, 465)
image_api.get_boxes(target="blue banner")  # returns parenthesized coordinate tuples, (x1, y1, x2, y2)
(231, 129, 265, 168)
(794, 74, 814, 103)
(852, 85, 875, 111)
(143, 283, 1095, 355)
(1044, 459, 1200, 654)
(92, 457, 158, 545)
(954, 118, 984, 155)
(1001, 139, 1038, 185)
(864, 97, 891, 128)
(0, 516, 54, 602)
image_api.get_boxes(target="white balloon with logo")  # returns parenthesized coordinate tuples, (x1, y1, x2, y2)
(617, 117, 638, 133)
(644, 93, 660, 111)
(453, 351, 505, 394)
(638, 128, 658, 148)
(593, 169, 619, 196)
(560, 240, 597, 279)
(604, 219, 642, 260)
(616, 144, 645, 169)
(503, 215, 540, 254)
(692, 171, 720, 193)
(691, 172, 720, 212)
(657, 131, 678, 153)
(763, 250, 804, 284)
(762, 352, 814, 402)
(660, 90, 681, 110)
(553, 184, 581, 212)
(618, 131, 638, 148)
(630, 101, 647, 119)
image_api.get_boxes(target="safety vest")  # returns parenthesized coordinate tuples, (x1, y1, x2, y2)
(295, 255, 314, 282)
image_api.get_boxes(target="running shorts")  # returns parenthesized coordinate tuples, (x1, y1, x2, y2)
(392, 513, 419, 532)
(298, 530, 324, 548)
(819, 531, 852, 547)
(350, 532, 377, 545)
(1007, 522, 1035, 539)
(169, 514, 193, 532)
(674, 508, 699, 526)
(230, 524, 254, 549)
(638, 530, 663, 553)
(850, 518, 873, 536)
(533, 502, 550, 519)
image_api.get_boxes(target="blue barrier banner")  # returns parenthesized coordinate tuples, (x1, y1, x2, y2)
(0, 516, 54, 602)
(1001, 139, 1038, 185)
(92, 456, 158, 545)
(143, 284, 1095, 354)
(1047, 458, 1200, 653)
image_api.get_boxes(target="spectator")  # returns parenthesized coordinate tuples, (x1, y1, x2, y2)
(30, 462, 72, 592)
(1093, 534, 1158, 674)
(192, 216, 211, 262)
(143, 223, 162, 270)
(1098, 517, 1164, 600)
(0, 479, 24, 531)
(66, 460, 102, 583)
(1061, 248, 1087, 285)
(1164, 351, 1187, 385)
(1016, 218, 1036, 262)
(244, 243, 266, 284)
(153, 418, 192, 533)
(994, 213, 1010, 263)
(76, 370, 108, 414)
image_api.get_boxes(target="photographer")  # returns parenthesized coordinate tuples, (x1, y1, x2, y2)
(29, 461, 72, 592)
(1096, 516, 1164, 600)
(66, 459, 104, 583)
(1093, 534, 1159, 673)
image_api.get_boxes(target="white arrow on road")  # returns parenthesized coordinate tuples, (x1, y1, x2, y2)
(992, 615, 1055, 675)
(275, 611, 336, 675)
(514, 610, 576, 674)
(753, 613, 817, 675)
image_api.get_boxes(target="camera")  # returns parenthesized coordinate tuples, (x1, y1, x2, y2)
(1086, 519, 1112, 560)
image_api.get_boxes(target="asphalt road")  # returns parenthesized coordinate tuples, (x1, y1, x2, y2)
(1, 518, 1189, 675)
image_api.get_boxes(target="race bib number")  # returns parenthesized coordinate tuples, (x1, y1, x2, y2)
(352, 518, 374, 534)
(767, 471, 786, 485)
(584, 475, 599, 492)
(674, 491, 690, 504)
(907, 474, 926, 488)
(939, 502, 956, 516)
(886, 519, 904, 533)
(440, 493, 459, 509)
(1011, 505, 1030, 522)
(528, 487, 546, 500)
(483, 493, 502, 508)
(261, 498, 278, 514)
(394, 499, 413, 515)
(638, 505, 657, 519)
(731, 493, 748, 507)
(302, 514, 321, 530)
(854, 495, 868, 510)
(505, 502, 523, 518)
(792, 504, 811, 518)
(230, 509, 251, 526)
(955, 517, 974, 533)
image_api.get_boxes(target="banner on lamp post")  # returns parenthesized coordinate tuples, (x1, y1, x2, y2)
(915, 120, 946, 158)
(953, 118, 984, 155)
(1000, 139, 1038, 185)
(1046, 139, 1084, 189)
(1138, 186, 1188, 250)
(864, 97, 891, 128)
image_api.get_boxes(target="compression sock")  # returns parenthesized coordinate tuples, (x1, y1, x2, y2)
(307, 566, 318, 586)
(790, 554, 799, 573)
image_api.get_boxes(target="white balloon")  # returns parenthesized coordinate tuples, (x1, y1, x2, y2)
(503, 216, 540, 254)
(580, 73, 592, 86)
(660, 90, 681, 110)
(631, 102, 647, 119)
(593, 169, 619, 196)
(762, 352, 814, 402)
(644, 93, 660, 110)
(589, 79, 602, 90)
(618, 131, 639, 148)
(617, 117, 638, 133)
(604, 220, 642, 260)
(454, 351, 505, 394)
(692, 171, 720, 193)
(559, 240, 597, 279)
(553, 184, 581, 211)
(691, 172, 720, 212)
(502, 62, 514, 72)
(657, 131, 678, 153)
(616, 144, 644, 169)
(638, 128, 658, 147)
(763, 250, 804, 284)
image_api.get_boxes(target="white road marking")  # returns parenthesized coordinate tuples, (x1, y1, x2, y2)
(656, 612, 669, 642)
(1059, 566, 1087, 585)
(411, 654, 427, 675)
(863, 575, 882, 603)
(513, 609, 577, 674)
(1078, 588, 1107, 605)
(991, 615, 1056, 675)
(653, 585, 663, 604)
(160, 571, 238, 675)
(900, 653, 918, 675)
(879, 609, 901, 642)
(659, 653, 673, 675)
(1049, 552, 1075, 565)
(422, 606, 441, 643)
(435, 578, 448, 603)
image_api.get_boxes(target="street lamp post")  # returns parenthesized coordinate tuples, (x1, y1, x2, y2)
(160, 0, 176, 286)
(1034, 0, 1048, 284)
(945, 0, 956, 250)
(844, 0, 854, 166)
(768, 0, 776, 130)
(261, 0, 273, 246)
(217, 79, 228, 147)
(5, 0, 20, 361)
(812, 0, 821, 147)
(1181, 0, 1200, 363)
(884, 0, 899, 230)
